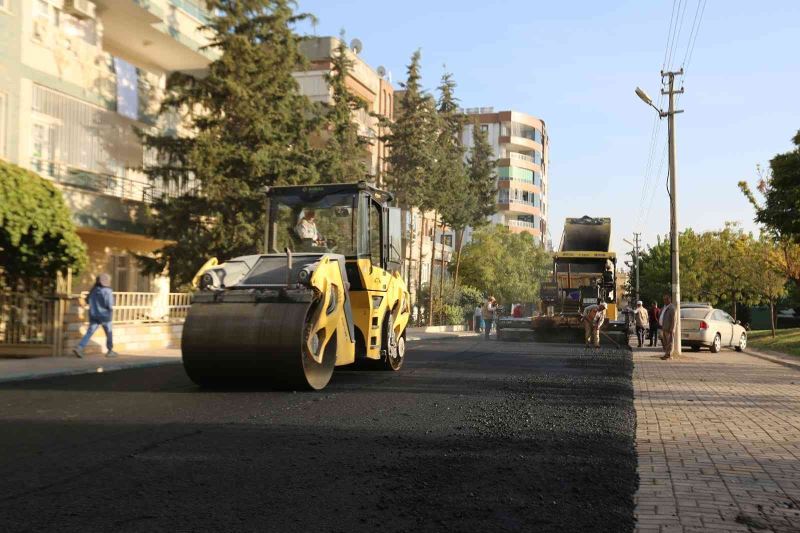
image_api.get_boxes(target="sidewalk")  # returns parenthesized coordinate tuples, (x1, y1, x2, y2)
(0, 349, 181, 384)
(0, 331, 478, 384)
(633, 345, 800, 532)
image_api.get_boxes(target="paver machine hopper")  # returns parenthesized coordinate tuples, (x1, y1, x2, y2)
(181, 182, 411, 390)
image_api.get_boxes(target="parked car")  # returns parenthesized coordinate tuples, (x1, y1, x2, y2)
(680, 303, 747, 353)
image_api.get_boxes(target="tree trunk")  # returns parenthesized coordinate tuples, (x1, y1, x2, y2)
(402, 208, 412, 290)
(453, 228, 464, 289)
(416, 209, 425, 324)
(427, 210, 438, 326)
(770, 299, 776, 338)
(438, 221, 447, 325)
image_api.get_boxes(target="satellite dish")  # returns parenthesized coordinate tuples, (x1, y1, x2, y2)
(376, 65, 386, 78)
(350, 38, 363, 54)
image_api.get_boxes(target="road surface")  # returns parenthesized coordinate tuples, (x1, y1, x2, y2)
(0, 338, 636, 532)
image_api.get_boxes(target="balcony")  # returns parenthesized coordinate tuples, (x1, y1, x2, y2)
(94, 0, 216, 72)
(507, 219, 542, 236)
(31, 159, 196, 204)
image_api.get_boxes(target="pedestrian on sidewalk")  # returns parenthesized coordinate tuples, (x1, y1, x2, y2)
(482, 296, 497, 339)
(73, 274, 118, 358)
(659, 294, 676, 360)
(473, 305, 482, 332)
(634, 301, 649, 347)
(582, 302, 607, 348)
(648, 301, 661, 347)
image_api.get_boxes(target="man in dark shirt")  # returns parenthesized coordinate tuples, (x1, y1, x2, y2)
(648, 301, 661, 347)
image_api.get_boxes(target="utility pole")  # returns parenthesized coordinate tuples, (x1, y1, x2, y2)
(662, 69, 684, 358)
(633, 232, 641, 303)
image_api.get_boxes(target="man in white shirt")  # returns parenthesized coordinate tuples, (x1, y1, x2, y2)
(634, 301, 649, 348)
(582, 302, 607, 347)
(295, 209, 320, 243)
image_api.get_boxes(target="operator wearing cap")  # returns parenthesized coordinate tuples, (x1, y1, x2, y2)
(582, 302, 608, 348)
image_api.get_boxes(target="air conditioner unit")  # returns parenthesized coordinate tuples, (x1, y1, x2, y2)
(64, 0, 96, 20)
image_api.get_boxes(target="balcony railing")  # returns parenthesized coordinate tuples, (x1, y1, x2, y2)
(32, 159, 196, 204)
(507, 219, 538, 229)
(508, 152, 535, 163)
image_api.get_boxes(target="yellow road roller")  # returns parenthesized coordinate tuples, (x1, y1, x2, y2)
(181, 182, 411, 390)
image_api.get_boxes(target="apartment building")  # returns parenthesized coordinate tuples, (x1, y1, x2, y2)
(462, 108, 549, 244)
(0, 0, 214, 291)
(294, 36, 394, 181)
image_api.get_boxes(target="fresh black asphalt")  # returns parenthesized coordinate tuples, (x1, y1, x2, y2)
(0, 338, 637, 532)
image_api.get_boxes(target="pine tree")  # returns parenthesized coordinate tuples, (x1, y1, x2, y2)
(384, 50, 438, 209)
(382, 50, 438, 306)
(317, 35, 370, 183)
(431, 72, 468, 323)
(139, 0, 319, 285)
(451, 115, 497, 287)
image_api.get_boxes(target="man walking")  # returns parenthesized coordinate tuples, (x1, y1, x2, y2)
(659, 294, 676, 360)
(73, 274, 118, 358)
(634, 301, 649, 348)
(648, 301, 661, 347)
(482, 296, 497, 339)
(582, 302, 607, 348)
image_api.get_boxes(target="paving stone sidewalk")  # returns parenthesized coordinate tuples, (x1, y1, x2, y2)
(633, 345, 800, 532)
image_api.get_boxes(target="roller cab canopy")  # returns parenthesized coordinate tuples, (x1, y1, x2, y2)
(265, 182, 402, 273)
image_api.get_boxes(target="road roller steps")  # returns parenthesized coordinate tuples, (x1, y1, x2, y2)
(181, 182, 411, 390)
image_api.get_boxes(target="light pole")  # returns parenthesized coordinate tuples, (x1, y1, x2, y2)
(636, 70, 683, 357)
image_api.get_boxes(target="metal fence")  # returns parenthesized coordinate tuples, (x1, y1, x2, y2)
(94, 291, 192, 324)
(0, 272, 71, 357)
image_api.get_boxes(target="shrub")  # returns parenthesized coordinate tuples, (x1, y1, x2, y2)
(0, 161, 86, 282)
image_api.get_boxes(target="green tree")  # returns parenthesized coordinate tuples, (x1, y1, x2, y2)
(383, 50, 438, 209)
(751, 130, 800, 240)
(739, 165, 800, 285)
(317, 34, 369, 183)
(458, 225, 550, 305)
(140, 0, 319, 285)
(451, 116, 497, 287)
(430, 71, 467, 324)
(0, 161, 87, 283)
(382, 50, 438, 304)
(747, 237, 788, 336)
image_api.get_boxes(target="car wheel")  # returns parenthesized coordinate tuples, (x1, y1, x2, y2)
(710, 333, 721, 353)
(735, 333, 747, 352)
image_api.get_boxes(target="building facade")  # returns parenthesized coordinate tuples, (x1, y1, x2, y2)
(461, 108, 549, 244)
(0, 0, 213, 291)
(294, 36, 394, 182)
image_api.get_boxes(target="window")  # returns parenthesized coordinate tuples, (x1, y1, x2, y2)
(441, 234, 453, 247)
(109, 255, 131, 292)
(370, 201, 382, 262)
(31, 121, 56, 174)
(480, 124, 489, 133)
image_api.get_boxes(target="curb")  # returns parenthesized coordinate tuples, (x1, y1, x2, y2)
(407, 333, 479, 342)
(0, 358, 181, 385)
(743, 348, 800, 371)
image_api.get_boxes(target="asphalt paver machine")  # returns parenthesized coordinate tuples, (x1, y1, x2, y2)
(498, 216, 629, 345)
(181, 182, 411, 390)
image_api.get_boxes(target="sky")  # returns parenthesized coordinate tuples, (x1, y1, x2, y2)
(296, 0, 800, 260)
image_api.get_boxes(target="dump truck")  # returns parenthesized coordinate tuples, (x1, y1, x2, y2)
(181, 182, 411, 390)
(497, 216, 629, 345)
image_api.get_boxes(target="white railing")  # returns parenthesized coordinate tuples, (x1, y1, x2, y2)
(462, 107, 494, 115)
(507, 220, 537, 229)
(80, 291, 191, 324)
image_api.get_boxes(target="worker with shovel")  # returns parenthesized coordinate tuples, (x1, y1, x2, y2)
(582, 302, 608, 348)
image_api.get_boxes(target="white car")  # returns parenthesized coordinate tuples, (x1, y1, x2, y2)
(680, 304, 747, 353)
